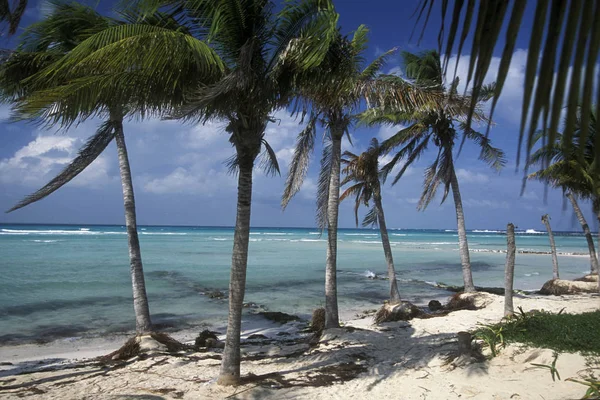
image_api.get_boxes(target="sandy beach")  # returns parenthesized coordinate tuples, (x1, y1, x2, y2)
(1, 291, 598, 400)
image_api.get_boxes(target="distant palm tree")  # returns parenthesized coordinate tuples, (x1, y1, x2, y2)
(363, 50, 506, 293)
(340, 138, 401, 303)
(2, 2, 224, 334)
(0, 0, 27, 34)
(416, 0, 599, 165)
(282, 26, 436, 327)
(541, 214, 559, 280)
(528, 108, 600, 276)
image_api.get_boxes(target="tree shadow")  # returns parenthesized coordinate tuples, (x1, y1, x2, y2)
(230, 320, 491, 396)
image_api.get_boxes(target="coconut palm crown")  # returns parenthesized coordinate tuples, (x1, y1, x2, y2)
(340, 138, 401, 302)
(362, 50, 506, 292)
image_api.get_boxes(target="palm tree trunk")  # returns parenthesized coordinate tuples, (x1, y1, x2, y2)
(113, 115, 152, 334)
(325, 135, 341, 329)
(542, 215, 559, 280)
(218, 161, 253, 386)
(504, 223, 516, 317)
(567, 192, 599, 275)
(374, 194, 401, 303)
(449, 165, 475, 292)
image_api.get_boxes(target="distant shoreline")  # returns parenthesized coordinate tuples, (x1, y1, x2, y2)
(0, 222, 593, 235)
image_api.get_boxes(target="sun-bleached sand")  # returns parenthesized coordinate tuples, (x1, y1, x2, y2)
(0, 292, 598, 400)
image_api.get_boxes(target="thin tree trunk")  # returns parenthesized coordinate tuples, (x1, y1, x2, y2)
(449, 165, 475, 292)
(374, 194, 401, 303)
(542, 215, 559, 280)
(567, 192, 599, 275)
(113, 115, 152, 334)
(218, 162, 253, 386)
(325, 135, 341, 329)
(504, 223, 516, 318)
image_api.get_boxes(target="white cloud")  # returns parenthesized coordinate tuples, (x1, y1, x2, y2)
(405, 197, 419, 204)
(0, 129, 115, 189)
(143, 167, 233, 195)
(377, 124, 402, 141)
(455, 168, 489, 184)
(522, 190, 539, 200)
(463, 198, 509, 209)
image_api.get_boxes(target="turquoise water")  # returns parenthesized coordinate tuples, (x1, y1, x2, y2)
(0, 224, 593, 344)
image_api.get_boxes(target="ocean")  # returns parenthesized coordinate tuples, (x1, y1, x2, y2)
(0, 224, 594, 345)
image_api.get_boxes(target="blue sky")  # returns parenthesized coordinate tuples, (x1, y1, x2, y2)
(0, 0, 597, 231)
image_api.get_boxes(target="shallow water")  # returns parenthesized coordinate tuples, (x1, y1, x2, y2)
(0, 224, 593, 344)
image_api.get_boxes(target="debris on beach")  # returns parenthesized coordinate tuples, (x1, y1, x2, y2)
(539, 276, 599, 295)
(258, 311, 300, 324)
(374, 301, 422, 324)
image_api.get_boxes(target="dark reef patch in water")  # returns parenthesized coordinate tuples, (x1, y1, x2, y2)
(0, 296, 131, 317)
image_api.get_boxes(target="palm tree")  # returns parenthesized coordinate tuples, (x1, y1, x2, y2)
(528, 109, 600, 276)
(281, 26, 435, 328)
(541, 214, 559, 280)
(2, 2, 224, 334)
(0, 0, 27, 34)
(415, 1, 599, 166)
(32, 0, 341, 385)
(363, 50, 506, 293)
(340, 138, 401, 303)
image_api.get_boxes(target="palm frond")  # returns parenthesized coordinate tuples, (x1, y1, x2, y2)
(461, 124, 506, 170)
(282, 113, 317, 209)
(259, 139, 280, 177)
(418, 0, 600, 165)
(7, 121, 115, 212)
(362, 205, 379, 227)
(316, 138, 333, 231)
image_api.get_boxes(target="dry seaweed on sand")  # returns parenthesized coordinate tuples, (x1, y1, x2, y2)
(97, 332, 191, 363)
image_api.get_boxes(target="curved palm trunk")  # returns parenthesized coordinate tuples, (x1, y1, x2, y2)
(325, 135, 342, 329)
(218, 161, 253, 386)
(113, 115, 152, 333)
(449, 165, 475, 292)
(374, 194, 401, 303)
(567, 193, 599, 275)
(541, 215, 559, 280)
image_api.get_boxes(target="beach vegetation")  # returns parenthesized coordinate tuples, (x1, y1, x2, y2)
(361, 50, 506, 293)
(340, 138, 401, 304)
(531, 352, 561, 382)
(474, 309, 600, 357)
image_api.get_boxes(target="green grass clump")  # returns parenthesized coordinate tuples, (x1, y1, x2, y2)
(475, 310, 600, 356)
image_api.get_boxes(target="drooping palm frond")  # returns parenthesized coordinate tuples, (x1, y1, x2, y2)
(282, 113, 317, 209)
(258, 139, 280, 177)
(316, 138, 333, 230)
(0, 0, 27, 35)
(7, 121, 115, 212)
(417, 0, 600, 165)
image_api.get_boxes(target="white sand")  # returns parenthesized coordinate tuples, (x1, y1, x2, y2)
(0, 292, 598, 399)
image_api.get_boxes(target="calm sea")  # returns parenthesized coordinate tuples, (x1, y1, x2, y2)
(0, 224, 593, 344)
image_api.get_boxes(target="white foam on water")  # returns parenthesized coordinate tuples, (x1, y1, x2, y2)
(1, 229, 125, 235)
(472, 229, 503, 233)
(391, 233, 407, 236)
(31, 239, 60, 243)
(523, 229, 544, 234)
(344, 233, 378, 236)
(140, 232, 187, 235)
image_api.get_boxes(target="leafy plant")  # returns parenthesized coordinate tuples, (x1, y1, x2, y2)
(531, 352, 561, 382)
(474, 324, 505, 357)
(566, 378, 600, 399)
